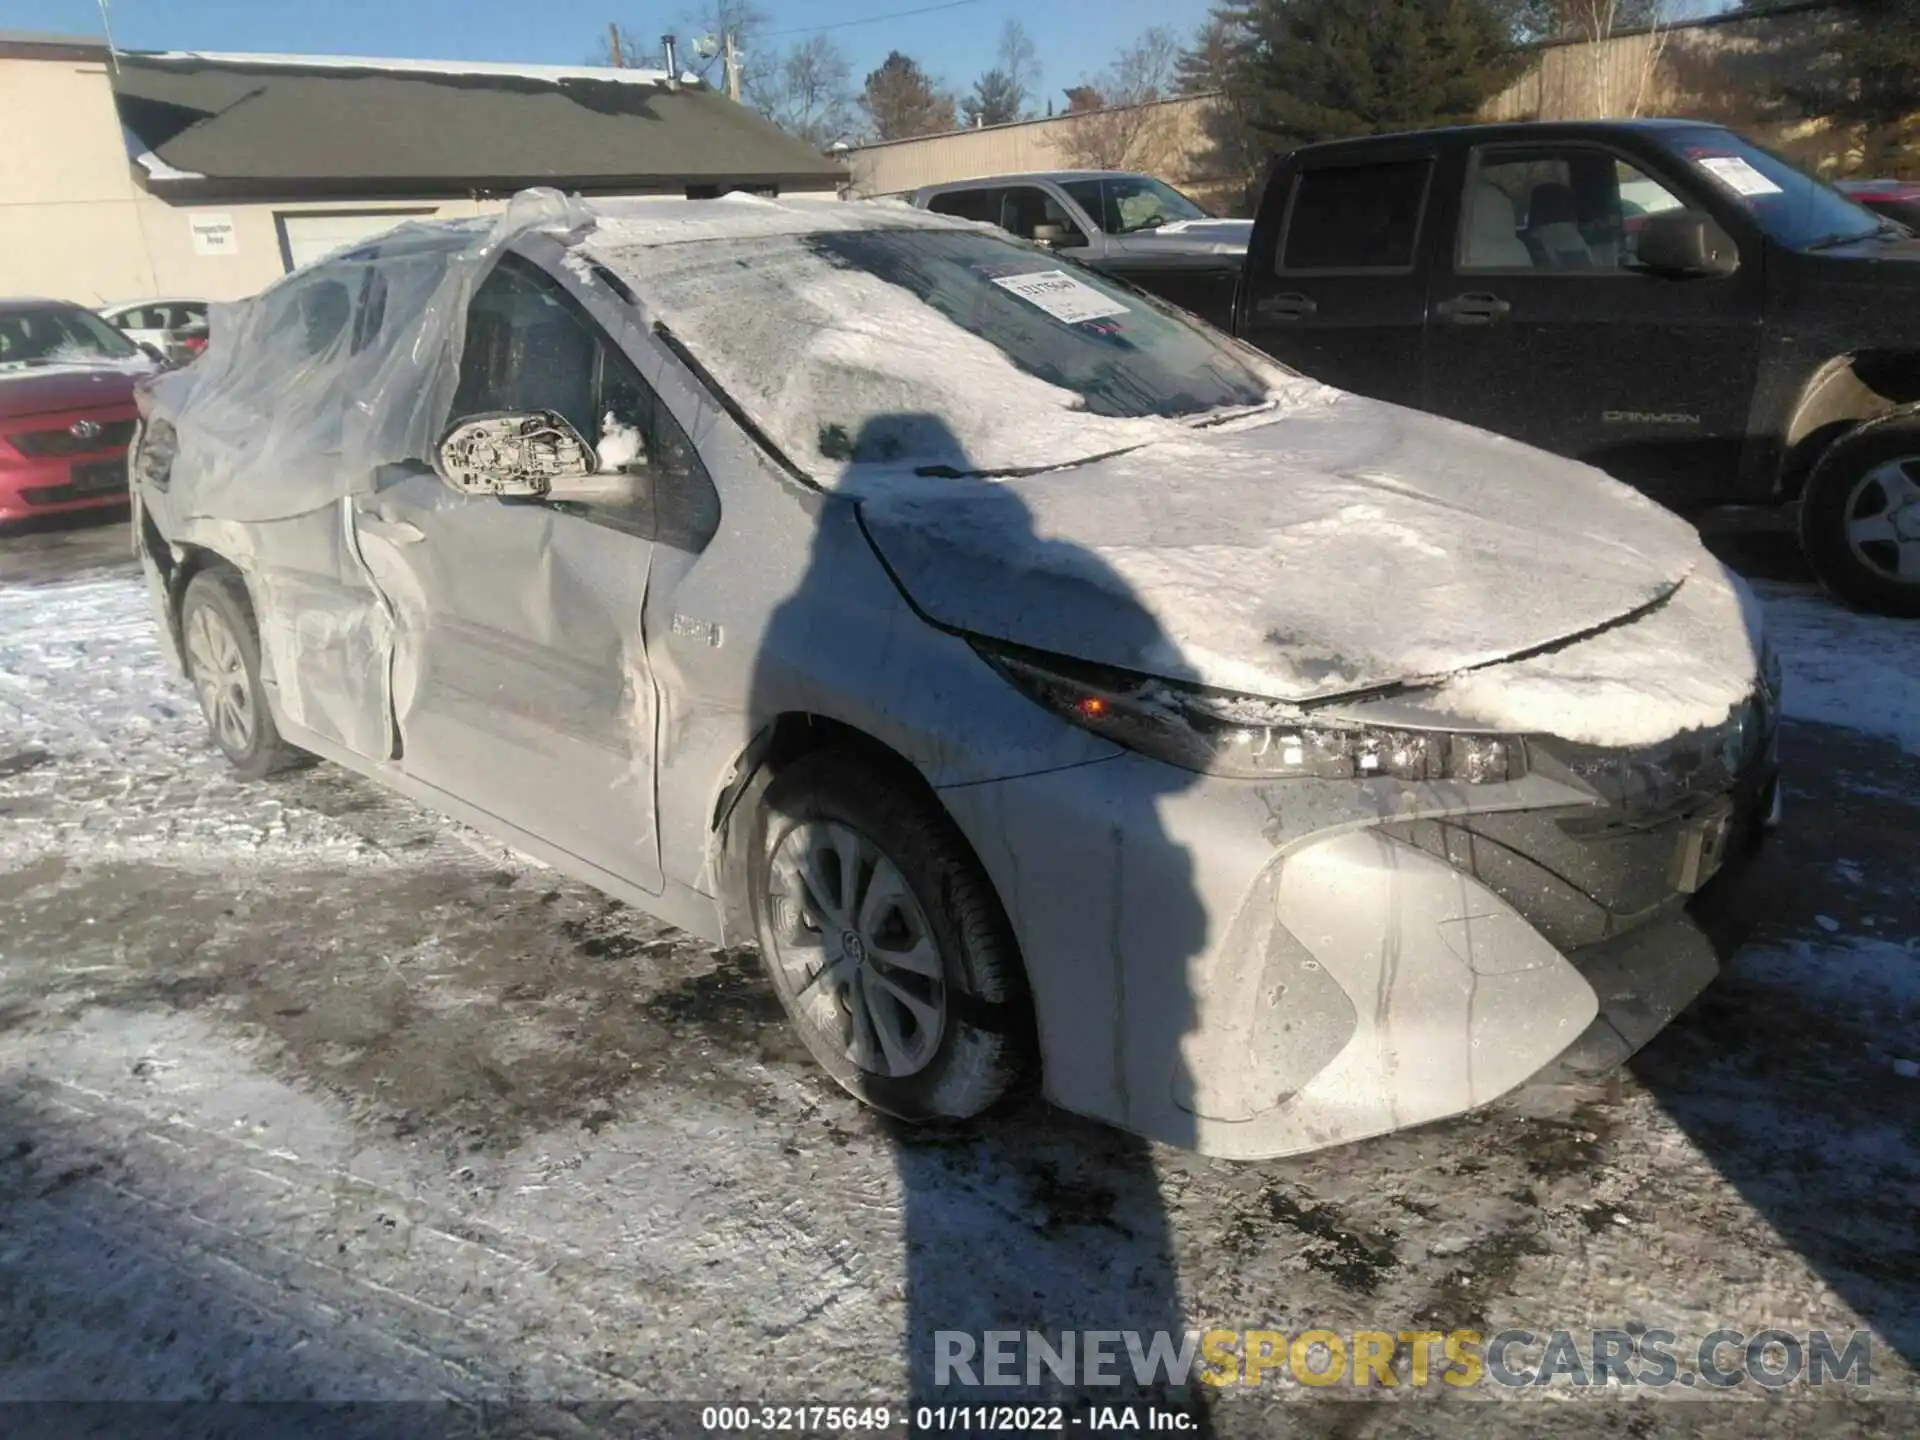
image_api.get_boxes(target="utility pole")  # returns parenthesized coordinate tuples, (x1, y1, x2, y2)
(723, 30, 741, 103)
(607, 22, 623, 68)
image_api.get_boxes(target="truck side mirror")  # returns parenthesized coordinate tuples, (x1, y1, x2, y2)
(1635, 211, 1737, 277)
(1030, 222, 1086, 249)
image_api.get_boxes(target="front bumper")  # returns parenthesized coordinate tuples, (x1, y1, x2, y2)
(940, 742, 1778, 1160)
(0, 449, 132, 522)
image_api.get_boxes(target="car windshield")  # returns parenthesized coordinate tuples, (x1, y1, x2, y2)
(1063, 176, 1213, 235)
(1663, 129, 1891, 250)
(0, 305, 142, 370)
(631, 226, 1285, 480)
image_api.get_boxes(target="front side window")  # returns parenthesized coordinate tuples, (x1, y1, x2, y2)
(451, 259, 718, 547)
(1281, 161, 1432, 272)
(620, 224, 1289, 480)
(997, 186, 1088, 245)
(1064, 176, 1210, 236)
(1460, 148, 1701, 271)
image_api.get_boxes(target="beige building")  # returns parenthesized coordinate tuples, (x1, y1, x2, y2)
(0, 31, 846, 307)
(844, 95, 1243, 212)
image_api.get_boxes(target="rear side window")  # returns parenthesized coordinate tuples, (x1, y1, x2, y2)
(1281, 160, 1433, 272)
(926, 188, 999, 223)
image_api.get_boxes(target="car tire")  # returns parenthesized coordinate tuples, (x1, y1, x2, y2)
(748, 747, 1036, 1122)
(1799, 418, 1920, 617)
(179, 567, 305, 779)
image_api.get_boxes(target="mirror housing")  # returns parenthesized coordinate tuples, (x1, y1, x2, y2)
(1635, 211, 1737, 276)
(433, 410, 598, 499)
(1030, 222, 1086, 249)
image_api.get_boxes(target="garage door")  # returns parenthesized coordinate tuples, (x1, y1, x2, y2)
(278, 211, 436, 271)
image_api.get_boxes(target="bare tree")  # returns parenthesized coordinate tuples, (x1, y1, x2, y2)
(1052, 26, 1184, 170)
(996, 20, 1041, 117)
(758, 34, 858, 148)
(1547, 0, 1701, 116)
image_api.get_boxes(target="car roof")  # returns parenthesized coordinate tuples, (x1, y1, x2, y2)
(1286, 117, 1727, 162)
(913, 170, 1146, 194)
(0, 297, 90, 313)
(99, 298, 208, 311)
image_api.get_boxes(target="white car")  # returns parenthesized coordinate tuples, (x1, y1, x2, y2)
(130, 193, 1782, 1159)
(98, 298, 209, 366)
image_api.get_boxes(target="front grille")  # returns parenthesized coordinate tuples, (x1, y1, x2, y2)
(1379, 733, 1777, 954)
(8, 419, 138, 457)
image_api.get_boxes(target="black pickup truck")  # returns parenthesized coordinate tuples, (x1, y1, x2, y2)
(1228, 119, 1920, 614)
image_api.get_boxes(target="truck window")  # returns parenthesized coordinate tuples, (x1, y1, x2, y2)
(926, 188, 999, 224)
(1461, 149, 1698, 271)
(1280, 160, 1432, 273)
(998, 186, 1087, 245)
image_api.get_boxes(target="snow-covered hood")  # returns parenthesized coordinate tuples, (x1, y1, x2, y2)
(854, 391, 1723, 708)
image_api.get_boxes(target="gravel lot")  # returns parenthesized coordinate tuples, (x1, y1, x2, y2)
(1, 515, 1916, 1437)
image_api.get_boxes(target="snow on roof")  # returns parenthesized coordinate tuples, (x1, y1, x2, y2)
(581, 193, 966, 251)
(132, 49, 687, 88)
(132, 149, 206, 182)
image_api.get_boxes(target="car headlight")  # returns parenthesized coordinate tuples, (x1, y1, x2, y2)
(130, 416, 177, 490)
(970, 638, 1527, 783)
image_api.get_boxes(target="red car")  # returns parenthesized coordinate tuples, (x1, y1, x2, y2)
(0, 299, 158, 525)
(1834, 179, 1920, 231)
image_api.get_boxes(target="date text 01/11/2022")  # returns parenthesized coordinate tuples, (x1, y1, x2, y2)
(697, 1404, 1195, 1432)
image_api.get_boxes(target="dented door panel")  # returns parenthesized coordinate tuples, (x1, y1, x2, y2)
(353, 465, 663, 893)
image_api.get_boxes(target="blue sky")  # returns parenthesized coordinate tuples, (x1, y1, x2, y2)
(13, 0, 1215, 103)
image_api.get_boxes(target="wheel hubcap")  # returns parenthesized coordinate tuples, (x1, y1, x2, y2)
(184, 604, 255, 755)
(767, 820, 946, 1078)
(1842, 456, 1920, 583)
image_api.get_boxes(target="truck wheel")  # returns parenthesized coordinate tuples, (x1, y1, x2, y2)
(748, 748, 1036, 1122)
(1800, 420, 1920, 617)
(179, 568, 305, 779)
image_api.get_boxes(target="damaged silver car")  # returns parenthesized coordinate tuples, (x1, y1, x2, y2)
(131, 191, 1781, 1159)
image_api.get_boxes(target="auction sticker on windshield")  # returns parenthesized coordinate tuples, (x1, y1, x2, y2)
(1695, 156, 1782, 198)
(991, 270, 1131, 324)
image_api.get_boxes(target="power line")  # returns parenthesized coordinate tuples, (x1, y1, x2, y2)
(760, 0, 984, 41)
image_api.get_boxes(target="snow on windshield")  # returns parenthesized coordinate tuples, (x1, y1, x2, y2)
(586, 223, 1289, 481)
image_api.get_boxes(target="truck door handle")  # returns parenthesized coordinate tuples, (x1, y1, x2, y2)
(1255, 291, 1317, 320)
(1436, 292, 1511, 325)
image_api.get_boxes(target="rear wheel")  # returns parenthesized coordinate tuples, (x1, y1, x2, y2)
(1799, 420, 1920, 617)
(179, 568, 305, 779)
(748, 748, 1035, 1122)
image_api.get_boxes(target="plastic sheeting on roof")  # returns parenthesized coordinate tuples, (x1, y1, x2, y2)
(144, 188, 597, 525)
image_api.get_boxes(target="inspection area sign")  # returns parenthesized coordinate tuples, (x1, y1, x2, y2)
(189, 213, 238, 256)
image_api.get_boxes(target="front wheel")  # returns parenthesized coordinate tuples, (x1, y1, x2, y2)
(748, 748, 1036, 1122)
(1799, 420, 1920, 617)
(179, 567, 306, 779)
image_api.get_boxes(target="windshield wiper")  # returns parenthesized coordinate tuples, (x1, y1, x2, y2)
(1802, 228, 1889, 251)
(914, 441, 1152, 480)
(1188, 399, 1279, 429)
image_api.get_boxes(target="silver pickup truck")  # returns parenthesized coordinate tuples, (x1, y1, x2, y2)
(908, 169, 1249, 328)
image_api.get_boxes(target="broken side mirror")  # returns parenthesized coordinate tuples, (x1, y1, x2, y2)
(1634, 211, 1737, 277)
(432, 410, 598, 499)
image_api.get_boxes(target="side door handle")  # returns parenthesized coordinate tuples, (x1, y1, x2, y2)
(1254, 291, 1317, 320)
(1435, 292, 1511, 325)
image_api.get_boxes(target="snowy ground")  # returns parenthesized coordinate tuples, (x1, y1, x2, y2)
(0, 519, 1917, 1437)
